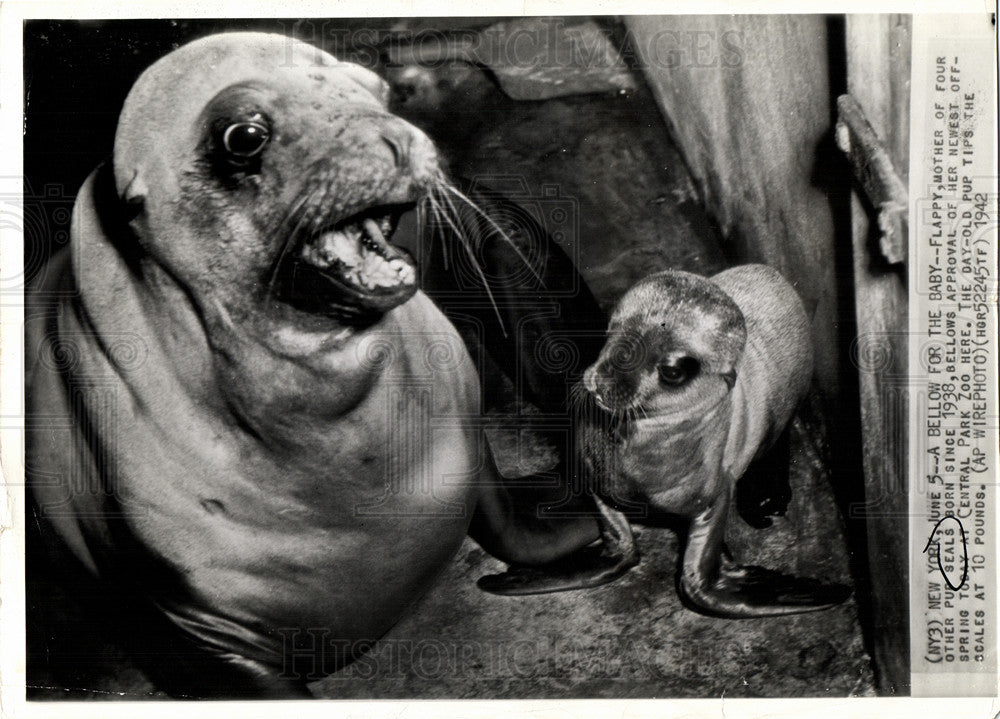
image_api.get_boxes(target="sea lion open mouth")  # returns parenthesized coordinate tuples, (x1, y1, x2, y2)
(276, 201, 421, 319)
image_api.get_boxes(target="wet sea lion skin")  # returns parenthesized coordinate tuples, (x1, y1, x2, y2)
(478, 265, 851, 616)
(580, 265, 850, 616)
(584, 266, 809, 512)
(26, 32, 600, 697)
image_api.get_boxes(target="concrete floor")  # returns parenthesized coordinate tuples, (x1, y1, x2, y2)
(314, 408, 874, 698)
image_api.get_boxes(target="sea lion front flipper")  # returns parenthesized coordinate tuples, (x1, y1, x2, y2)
(477, 495, 639, 596)
(680, 495, 852, 617)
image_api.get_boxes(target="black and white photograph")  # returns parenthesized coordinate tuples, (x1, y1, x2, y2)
(1, 5, 996, 713)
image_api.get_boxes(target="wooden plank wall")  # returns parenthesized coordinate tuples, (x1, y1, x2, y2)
(623, 14, 911, 693)
(844, 13, 912, 694)
(622, 15, 842, 395)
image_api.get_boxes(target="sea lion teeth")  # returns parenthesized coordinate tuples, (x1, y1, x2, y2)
(307, 229, 361, 268)
(304, 221, 413, 283)
(361, 248, 383, 277)
(300, 243, 324, 268)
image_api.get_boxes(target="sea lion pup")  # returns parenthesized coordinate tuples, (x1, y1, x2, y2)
(26, 32, 602, 698)
(480, 265, 851, 617)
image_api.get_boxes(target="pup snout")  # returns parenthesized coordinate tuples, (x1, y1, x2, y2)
(582, 363, 617, 410)
(583, 365, 601, 399)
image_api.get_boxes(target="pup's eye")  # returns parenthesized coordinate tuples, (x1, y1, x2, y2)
(657, 357, 699, 386)
(222, 121, 270, 157)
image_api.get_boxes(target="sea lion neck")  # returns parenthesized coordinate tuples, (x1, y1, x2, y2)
(204, 296, 433, 447)
(73, 176, 394, 431)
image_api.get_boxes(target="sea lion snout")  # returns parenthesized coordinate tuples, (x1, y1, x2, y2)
(582, 329, 651, 411)
(581, 364, 602, 401)
(584, 270, 751, 415)
(327, 112, 440, 200)
(582, 362, 617, 411)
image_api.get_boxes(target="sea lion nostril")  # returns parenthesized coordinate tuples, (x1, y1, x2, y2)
(381, 133, 411, 168)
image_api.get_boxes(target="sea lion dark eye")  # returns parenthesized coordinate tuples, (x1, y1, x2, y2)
(222, 121, 270, 157)
(657, 357, 699, 386)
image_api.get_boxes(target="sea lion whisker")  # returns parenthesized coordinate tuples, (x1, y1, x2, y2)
(571, 383, 595, 415)
(433, 185, 510, 302)
(429, 187, 506, 334)
(212, 297, 236, 333)
(436, 181, 497, 248)
(416, 195, 431, 266)
(435, 182, 544, 291)
(416, 195, 427, 238)
(433, 185, 483, 270)
(265, 184, 325, 300)
(431, 189, 506, 333)
(276, 180, 320, 241)
(439, 182, 544, 286)
(425, 193, 450, 271)
(432, 182, 474, 244)
(430, 192, 456, 272)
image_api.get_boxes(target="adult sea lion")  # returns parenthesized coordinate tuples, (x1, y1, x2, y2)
(26, 31, 605, 698)
(479, 266, 852, 616)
